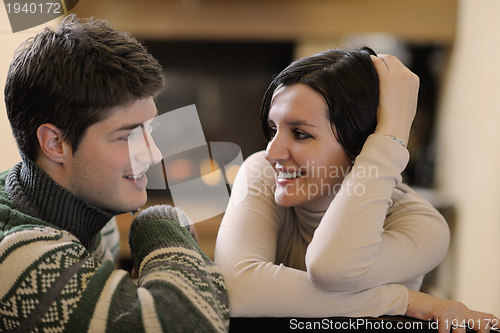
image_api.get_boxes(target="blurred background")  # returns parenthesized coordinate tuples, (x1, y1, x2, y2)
(1, 0, 499, 315)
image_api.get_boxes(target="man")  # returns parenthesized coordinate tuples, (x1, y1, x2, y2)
(0, 14, 229, 332)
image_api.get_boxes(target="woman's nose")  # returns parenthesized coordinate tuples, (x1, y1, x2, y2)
(265, 133, 290, 163)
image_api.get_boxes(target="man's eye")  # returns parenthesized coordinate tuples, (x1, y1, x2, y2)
(126, 127, 142, 141)
(149, 121, 160, 134)
(121, 133, 134, 141)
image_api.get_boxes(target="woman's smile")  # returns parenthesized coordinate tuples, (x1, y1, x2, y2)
(265, 84, 351, 212)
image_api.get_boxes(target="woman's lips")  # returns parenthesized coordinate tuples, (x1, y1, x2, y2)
(278, 171, 304, 180)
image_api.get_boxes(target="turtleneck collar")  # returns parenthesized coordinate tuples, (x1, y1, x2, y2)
(4, 155, 119, 251)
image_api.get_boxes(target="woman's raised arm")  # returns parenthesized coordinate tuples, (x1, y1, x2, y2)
(305, 54, 447, 292)
(372, 54, 420, 146)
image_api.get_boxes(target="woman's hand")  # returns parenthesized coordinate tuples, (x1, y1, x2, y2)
(406, 289, 499, 333)
(371, 54, 420, 147)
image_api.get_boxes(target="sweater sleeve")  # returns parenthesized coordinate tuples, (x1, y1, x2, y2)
(0, 214, 229, 332)
(91, 217, 121, 263)
(305, 134, 450, 292)
(214, 147, 408, 318)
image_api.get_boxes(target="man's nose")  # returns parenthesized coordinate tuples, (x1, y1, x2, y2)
(136, 124, 163, 165)
(146, 136, 162, 165)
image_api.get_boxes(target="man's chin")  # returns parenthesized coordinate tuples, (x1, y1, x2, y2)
(127, 194, 148, 213)
(107, 193, 148, 214)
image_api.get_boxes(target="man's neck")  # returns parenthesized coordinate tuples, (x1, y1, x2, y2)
(5, 156, 118, 251)
(35, 155, 70, 191)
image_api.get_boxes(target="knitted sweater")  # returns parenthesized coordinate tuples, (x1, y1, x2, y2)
(0, 157, 229, 332)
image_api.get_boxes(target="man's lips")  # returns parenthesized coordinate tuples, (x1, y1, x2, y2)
(123, 167, 149, 180)
(123, 174, 145, 180)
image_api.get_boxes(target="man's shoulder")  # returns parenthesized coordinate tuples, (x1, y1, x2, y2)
(1, 223, 78, 243)
(0, 205, 64, 241)
(0, 166, 14, 198)
(0, 167, 60, 240)
(0, 168, 10, 194)
(0, 168, 16, 224)
(0, 169, 9, 178)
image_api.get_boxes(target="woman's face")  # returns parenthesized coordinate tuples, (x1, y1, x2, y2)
(265, 83, 351, 212)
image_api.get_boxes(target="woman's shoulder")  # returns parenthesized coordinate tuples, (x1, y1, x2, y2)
(391, 184, 435, 205)
(387, 183, 447, 226)
(243, 150, 267, 165)
(241, 151, 275, 182)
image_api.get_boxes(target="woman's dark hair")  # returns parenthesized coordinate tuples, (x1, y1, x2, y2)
(4, 14, 164, 161)
(260, 47, 379, 161)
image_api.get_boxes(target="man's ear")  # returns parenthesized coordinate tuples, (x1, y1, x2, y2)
(36, 124, 72, 163)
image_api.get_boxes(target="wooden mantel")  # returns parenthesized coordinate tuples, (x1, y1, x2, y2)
(72, 0, 456, 44)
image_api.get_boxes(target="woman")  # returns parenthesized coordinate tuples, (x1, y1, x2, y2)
(215, 48, 498, 332)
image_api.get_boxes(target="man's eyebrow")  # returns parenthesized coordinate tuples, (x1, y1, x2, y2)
(111, 122, 143, 133)
(111, 113, 159, 133)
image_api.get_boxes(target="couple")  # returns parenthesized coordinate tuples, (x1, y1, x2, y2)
(0, 15, 497, 333)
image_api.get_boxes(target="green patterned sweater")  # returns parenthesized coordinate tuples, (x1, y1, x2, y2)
(0, 158, 229, 332)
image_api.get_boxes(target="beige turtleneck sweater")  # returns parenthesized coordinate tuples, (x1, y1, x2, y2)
(215, 134, 449, 318)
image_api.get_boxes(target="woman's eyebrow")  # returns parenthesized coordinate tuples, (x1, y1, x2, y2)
(267, 118, 316, 127)
(287, 120, 316, 127)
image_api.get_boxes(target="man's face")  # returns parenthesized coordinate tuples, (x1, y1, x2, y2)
(64, 97, 161, 212)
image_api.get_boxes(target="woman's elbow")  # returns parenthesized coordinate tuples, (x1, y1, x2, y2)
(216, 261, 272, 317)
(429, 214, 451, 265)
(305, 254, 367, 291)
(306, 263, 337, 290)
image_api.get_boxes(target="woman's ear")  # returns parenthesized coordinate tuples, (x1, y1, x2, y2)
(36, 124, 71, 163)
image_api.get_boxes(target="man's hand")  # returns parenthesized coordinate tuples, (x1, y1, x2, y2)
(129, 205, 199, 278)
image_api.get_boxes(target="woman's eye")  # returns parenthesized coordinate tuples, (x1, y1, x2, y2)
(294, 130, 311, 140)
(268, 127, 277, 139)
